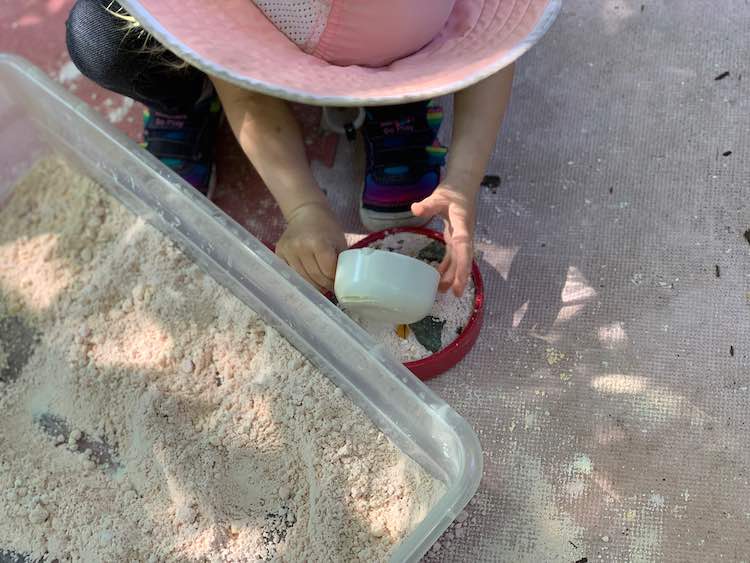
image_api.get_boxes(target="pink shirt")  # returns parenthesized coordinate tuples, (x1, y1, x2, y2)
(253, 0, 457, 67)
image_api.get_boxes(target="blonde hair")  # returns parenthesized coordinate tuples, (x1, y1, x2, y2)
(104, 1, 190, 69)
(105, 2, 145, 36)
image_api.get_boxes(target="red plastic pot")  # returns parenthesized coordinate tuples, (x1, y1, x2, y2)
(350, 227, 484, 381)
(266, 227, 484, 380)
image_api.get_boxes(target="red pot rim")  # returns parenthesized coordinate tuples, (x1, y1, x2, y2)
(350, 226, 484, 380)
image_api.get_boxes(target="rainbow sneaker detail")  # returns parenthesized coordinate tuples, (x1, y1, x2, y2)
(360, 101, 447, 231)
(141, 95, 222, 198)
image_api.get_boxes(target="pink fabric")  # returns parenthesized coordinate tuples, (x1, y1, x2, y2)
(252, 1, 333, 53)
(120, 0, 558, 105)
(312, 0, 456, 67)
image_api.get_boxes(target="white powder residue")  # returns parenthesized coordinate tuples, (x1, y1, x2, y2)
(349, 233, 476, 362)
(482, 452, 585, 561)
(56, 60, 82, 84)
(628, 498, 665, 562)
(0, 157, 444, 562)
(106, 97, 135, 124)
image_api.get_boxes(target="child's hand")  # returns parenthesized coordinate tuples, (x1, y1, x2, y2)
(276, 202, 347, 291)
(410, 67, 513, 296)
(411, 184, 476, 296)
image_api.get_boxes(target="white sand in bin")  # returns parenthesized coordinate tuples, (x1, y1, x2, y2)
(347, 233, 476, 362)
(0, 158, 444, 562)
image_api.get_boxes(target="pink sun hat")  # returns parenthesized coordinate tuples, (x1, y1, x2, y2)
(118, 0, 560, 106)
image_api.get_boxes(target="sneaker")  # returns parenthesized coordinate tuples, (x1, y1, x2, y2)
(359, 101, 447, 231)
(141, 93, 222, 198)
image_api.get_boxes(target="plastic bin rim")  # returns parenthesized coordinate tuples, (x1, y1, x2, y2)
(0, 53, 484, 561)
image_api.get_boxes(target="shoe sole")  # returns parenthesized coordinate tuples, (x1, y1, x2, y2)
(358, 206, 432, 232)
(358, 177, 432, 232)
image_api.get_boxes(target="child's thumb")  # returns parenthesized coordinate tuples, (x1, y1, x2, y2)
(411, 196, 440, 217)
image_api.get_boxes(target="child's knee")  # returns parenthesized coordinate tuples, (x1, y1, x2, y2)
(65, 0, 128, 86)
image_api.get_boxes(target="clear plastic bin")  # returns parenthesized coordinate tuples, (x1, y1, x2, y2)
(0, 54, 482, 562)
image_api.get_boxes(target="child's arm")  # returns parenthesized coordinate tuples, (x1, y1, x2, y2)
(412, 65, 514, 296)
(210, 76, 346, 291)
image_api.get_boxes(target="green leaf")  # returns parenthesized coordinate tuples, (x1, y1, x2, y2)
(409, 316, 445, 353)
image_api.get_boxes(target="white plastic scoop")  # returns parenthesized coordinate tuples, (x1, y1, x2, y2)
(334, 248, 439, 325)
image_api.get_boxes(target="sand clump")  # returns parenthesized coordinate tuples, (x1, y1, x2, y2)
(0, 158, 443, 561)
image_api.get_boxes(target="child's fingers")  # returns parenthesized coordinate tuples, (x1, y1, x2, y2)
(438, 218, 454, 275)
(450, 243, 472, 296)
(411, 195, 443, 218)
(286, 254, 312, 286)
(314, 244, 339, 283)
(447, 204, 471, 244)
(438, 256, 451, 276)
(443, 223, 453, 243)
(438, 247, 451, 275)
(280, 250, 322, 291)
(446, 205, 473, 296)
(438, 257, 457, 293)
(300, 251, 333, 290)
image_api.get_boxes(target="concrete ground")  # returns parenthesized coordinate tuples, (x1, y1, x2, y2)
(2, 0, 749, 561)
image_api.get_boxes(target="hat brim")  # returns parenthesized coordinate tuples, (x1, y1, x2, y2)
(119, 0, 560, 106)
